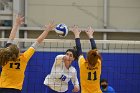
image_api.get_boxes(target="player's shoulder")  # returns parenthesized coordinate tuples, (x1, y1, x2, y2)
(78, 55, 85, 61)
(108, 86, 115, 91)
(78, 55, 86, 64)
(97, 58, 102, 65)
(69, 66, 76, 72)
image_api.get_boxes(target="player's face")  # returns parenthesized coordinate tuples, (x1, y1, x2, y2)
(101, 82, 108, 89)
(66, 51, 75, 62)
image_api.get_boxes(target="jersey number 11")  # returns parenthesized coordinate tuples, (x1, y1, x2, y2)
(87, 71, 97, 80)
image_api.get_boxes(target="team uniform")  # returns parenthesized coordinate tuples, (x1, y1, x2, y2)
(75, 38, 102, 93)
(44, 55, 79, 93)
(0, 40, 36, 92)
(78, 55, 102, 93)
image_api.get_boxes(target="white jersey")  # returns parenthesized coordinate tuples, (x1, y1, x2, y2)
(44, 55, 79, 92)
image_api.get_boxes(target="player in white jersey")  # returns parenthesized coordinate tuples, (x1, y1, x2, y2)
(44, 49, 80, 93)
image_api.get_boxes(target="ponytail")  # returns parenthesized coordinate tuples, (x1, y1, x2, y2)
(87, 49, 101, 67)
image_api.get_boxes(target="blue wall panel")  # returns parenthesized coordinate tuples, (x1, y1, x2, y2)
(22, 52, 140, 93)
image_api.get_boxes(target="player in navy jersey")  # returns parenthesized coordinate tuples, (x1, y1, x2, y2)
(72, 25, 102, 93)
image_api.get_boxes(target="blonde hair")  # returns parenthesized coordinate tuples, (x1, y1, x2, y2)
(0, 44, 19, 66)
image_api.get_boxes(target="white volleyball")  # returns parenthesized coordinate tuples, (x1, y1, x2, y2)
(55, 23, 68, 37)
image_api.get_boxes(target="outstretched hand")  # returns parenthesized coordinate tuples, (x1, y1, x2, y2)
(9, 14, 24, 40)
(71, 25, 81, 38)
(15, 14, 24, 25)
(44, 21, 55, 31)
(85, 27, 94, 38)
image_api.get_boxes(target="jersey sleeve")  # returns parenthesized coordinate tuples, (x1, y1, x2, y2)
(90, 38, 97, 50)
(78, 55, 86, 68)
(75, 38, 82, 57)
(55, 55, 65, 65)
(23, 47, 35, 62)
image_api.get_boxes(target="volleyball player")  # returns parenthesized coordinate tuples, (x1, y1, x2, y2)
(0, 15, 55, 93)
(72, 25, 102, 93)
(44, 49, 80, 93)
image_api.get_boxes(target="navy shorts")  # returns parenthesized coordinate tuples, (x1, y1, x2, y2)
(0, 88, 21, 93)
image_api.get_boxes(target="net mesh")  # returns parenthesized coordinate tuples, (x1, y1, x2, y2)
(1, 38, 140, 53)
(0, 39, 140, 93)
(0, 38, 140, 53)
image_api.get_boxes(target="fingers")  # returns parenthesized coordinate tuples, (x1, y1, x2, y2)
(14, 14, 24, 25)
(49, 20, 55, 26)
(20, 17, 25, 24)
(74, 25, 78, 28)
(71, 25, 78, 32)
(16, 14, 24, 19)
(86, 26, 94, 33)
(49, 21, 56, 29)
(74, 25, 81, 32)
(20, 16, 24, 20)
(44, 21, 56, 31)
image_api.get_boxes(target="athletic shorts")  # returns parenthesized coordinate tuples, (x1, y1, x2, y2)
(46, 86, 68, 93)
(0, 88, 21, 93)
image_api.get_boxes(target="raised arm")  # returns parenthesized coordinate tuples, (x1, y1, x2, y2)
(36, 21, 55, 44)
(9, 15, 24, 41)
(85, 27, 97, 50)
(6, 15, 24, 47)
(31, 21, 55, 49)
(24, 21, 55, 60)
(71, 25, 82, 57)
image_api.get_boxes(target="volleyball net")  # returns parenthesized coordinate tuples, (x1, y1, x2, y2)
(0, 39, 140, 93)
(1, 38, 140, 53)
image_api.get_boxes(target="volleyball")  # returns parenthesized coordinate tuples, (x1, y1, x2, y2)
(55, 23, 68, 37)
